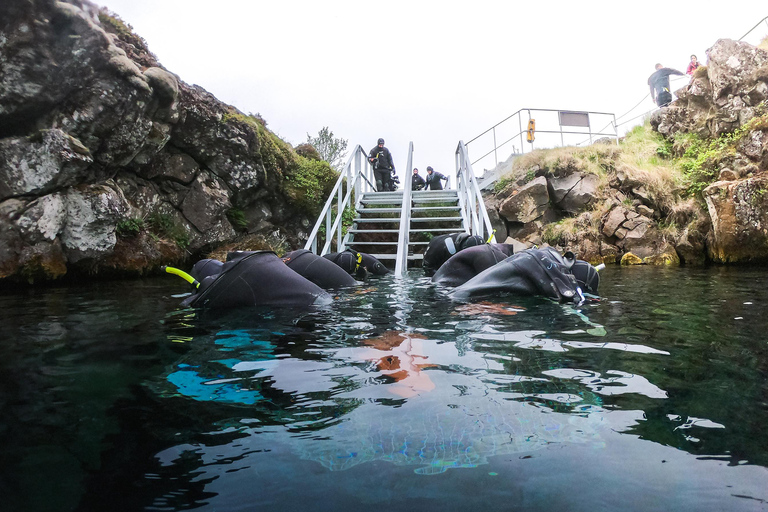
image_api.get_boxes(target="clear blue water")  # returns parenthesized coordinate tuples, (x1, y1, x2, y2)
(1, 266, 768, 511)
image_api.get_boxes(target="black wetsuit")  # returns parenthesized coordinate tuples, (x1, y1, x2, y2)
(282, 249, 358, 289)
(368, 145, 395, 192)
(422, 233, 485, 276)
(180, 251, 331, 309)
(449, 247, 598, 303)
(323, 249, 391, 277)
(412, 173, 426, 191)
(425, 170, 447, 190)
(648, 67, 684, 107)
(432, 244, 514, 287)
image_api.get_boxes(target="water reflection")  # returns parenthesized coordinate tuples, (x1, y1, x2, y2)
(3, 268, 768, 511)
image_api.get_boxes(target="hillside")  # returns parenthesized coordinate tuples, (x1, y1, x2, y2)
(485, 37, 768, 265)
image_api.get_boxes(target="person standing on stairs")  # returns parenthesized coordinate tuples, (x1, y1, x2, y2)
(368, 138, 396, 192)
(425, 166, 447, 190)
(411, 168, 426, 191)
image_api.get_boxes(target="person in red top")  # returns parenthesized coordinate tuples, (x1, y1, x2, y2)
(686, 54, 700, 75)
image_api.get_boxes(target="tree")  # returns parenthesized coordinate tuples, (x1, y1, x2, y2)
(307, 126, 348, 172)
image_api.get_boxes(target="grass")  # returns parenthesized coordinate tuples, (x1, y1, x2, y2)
(147, 213, 190, 250)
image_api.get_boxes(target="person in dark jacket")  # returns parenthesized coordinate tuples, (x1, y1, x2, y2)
(411, 168, 426, 191)
(648, 64, 684, 107)
(424, 166, 447, 190)
(422, 232, 485, 276)
(368, 138, 396, 192)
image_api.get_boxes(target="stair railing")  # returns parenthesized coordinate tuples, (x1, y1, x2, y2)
(455, 140, 496, 242)
(394, 142, 414, 276)
(304, 145, 375, 255)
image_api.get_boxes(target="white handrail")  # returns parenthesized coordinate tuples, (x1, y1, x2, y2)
(304, 145, 375, 255)
(455, 140, 495, 242)
(394, 142, 414, 276)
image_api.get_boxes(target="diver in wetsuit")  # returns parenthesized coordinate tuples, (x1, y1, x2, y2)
(323, 249, 391, 277)
(432, 243, 515, 287)
(449, 247, 599, 303)
(422, 233, 486, 276)
(181, 251, 332, 309)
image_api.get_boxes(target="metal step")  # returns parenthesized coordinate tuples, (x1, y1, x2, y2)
(410, 217, 463, 223)
(411, 206, 462, 212)
(347, 228, 400, 234)
(409, 228, 465, 233)
(360, 199, 404, 206)
(412, 197, 458, 204)
(357, 208, 402, 214)
(354, 218, 402, 223)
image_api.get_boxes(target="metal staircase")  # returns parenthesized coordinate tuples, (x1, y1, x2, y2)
(344, 189, 465, 267)
(303, 140, 494, 277)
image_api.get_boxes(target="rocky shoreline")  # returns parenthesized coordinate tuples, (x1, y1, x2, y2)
(1, 0, 335, 283)
(1, 0, 767, 285)
(484, 38, 768, 266)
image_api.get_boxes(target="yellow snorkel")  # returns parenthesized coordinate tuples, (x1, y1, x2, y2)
(486, 229, 497, 244)
(161, 266, 200, 288)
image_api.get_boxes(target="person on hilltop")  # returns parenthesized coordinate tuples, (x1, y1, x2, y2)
(368, 138, 396, 192)
(424, 166, 448, 190)
(411, 168, 426, 191)
(648, 63, 684, 107)
(686, 54, 701, 75)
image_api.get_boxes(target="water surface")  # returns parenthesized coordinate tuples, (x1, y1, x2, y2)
(1, 266, 767, 511)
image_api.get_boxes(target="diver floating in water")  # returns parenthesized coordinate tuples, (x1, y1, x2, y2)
(432, 243, 515, 287)
(322, 248, 391, 277)
(167, 251, 333, 309)
(449, 247, 600, 303)
(422, 232, 486, 276)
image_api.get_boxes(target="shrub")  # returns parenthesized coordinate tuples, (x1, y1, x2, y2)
(116, 217, 144, 237)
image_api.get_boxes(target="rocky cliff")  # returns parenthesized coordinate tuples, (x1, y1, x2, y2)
(486, 38, 768, 266)
(0, 0, 336, 283)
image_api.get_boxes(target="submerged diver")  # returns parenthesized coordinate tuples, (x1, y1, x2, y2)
(422, 232, 486, 276)
(323, 249, 391, 277)
(432, 243, 515, 287)
(449, 247, 600, 303)
(180, 251, 332, 309)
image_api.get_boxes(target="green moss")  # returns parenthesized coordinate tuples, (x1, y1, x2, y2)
(285, 157, 337, 215)
(541, 219, 577, 247)
(116, 217, 144, 237)
(147, 213, 189, 250)
(226, 208, 248, 231)
(98, 9, 151, 54)
(494, 176, 513, 193)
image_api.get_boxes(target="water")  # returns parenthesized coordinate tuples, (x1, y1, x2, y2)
(1, 266, 768, 512)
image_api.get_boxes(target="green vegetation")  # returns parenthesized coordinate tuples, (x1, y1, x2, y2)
(147, 213, 190, 250)
(116, 217, 144, 237)
(307, 126, 349, 172)
(97, 9, 151, 54)
(221, 110, 338, 217)
(227, 208, 248, 231)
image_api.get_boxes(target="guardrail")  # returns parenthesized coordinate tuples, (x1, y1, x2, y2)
(394, 142, 415, 276)
(303, 145, 375, 255)
(739, 15, 768, 43)
(465, 108, 618, 174)
(455, 141, 495, 242)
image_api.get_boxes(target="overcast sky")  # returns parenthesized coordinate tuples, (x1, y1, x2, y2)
(95, 0, 767, 180)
